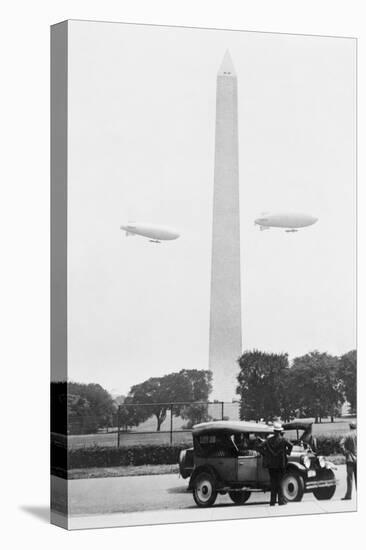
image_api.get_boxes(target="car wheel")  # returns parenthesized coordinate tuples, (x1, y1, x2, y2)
(193, 472, 218, 508)
(229, 491, 251, 505)
(313, 471, 336, 500)
(281, 472, 305, 502)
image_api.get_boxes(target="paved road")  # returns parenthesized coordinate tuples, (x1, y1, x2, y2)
(51, 465, 357, 529)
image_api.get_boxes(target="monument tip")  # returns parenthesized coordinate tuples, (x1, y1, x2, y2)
(218, 50, 236, 76)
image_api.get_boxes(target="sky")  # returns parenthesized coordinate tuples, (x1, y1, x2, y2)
(67, 21, 356, 396)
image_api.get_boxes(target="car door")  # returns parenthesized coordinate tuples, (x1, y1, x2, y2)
(207, 456, 237, 481)
(257, 454, 270, 485)
(236, 452, 259, 483)
(195, 433, 237, 481)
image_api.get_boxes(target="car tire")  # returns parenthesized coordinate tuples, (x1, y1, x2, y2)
(193, 472, 218, 508)
(313, 471, 336, 500)
(281, 471, 305, 502)
(229, 491, 251, 505)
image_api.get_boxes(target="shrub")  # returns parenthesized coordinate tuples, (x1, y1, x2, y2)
(315, 434, 343, 456)
(68, 443, 191, 470)
(64, 435, 344, 472)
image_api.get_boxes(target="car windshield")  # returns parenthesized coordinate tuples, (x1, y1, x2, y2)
(284, 427, 316, 450)
(284, 428, 305, 442)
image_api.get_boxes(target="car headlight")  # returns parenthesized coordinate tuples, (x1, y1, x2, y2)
(318, 456, 326, 468)
(302, 456, 311, 469)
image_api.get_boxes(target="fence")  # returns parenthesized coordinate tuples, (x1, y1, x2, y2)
(67, 401, 240, 449)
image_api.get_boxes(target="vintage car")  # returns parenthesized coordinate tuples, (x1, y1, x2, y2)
(178, 420, 337, 507)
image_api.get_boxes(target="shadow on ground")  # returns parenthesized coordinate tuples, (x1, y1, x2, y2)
(167, 486, 190, 494)
(186, 500, 269, 510)
(20, 506, 50, 523)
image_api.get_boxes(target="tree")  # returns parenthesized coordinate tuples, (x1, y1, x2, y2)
(67, 382, 115, 432)
(177, 370, 213, 429)
(127, 369, 212, 431)
(128, 374, 188, 431)
(236, 350, 290, 422)
(112, 395, 143, 431)
(289, 351, 344, 422)
(117, 401, 147, 431)
(179, 369, 213, 401)
(180, 403, 212, 429)
(50, 381, 116, 434)
(68, 393, 98, 434)
(338, 350, 357, 413)
(279, 368, 297, 422)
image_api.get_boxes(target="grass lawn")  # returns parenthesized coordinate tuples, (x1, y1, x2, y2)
(66, 416, 356, 449)
(68, 464, 179, 479)
(68, 430, 193, 449)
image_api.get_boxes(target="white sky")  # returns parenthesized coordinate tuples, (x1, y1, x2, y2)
(67, 21, 356, 396)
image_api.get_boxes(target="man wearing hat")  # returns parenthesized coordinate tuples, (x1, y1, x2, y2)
(260, 421, 293, 506)
(340, 421, 357, 500)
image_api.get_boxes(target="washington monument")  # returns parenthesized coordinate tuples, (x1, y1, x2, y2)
(209, 51, 242, 402)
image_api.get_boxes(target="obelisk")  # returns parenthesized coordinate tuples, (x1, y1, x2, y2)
(209, 51, 242, 404)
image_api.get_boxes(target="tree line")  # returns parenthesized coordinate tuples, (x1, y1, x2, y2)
(237, 349, 356, 423)
(51, 349, 356, 435)
(117, 369, 212, 432)
(52, 369, 212, 435)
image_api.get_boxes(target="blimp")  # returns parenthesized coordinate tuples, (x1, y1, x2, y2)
(254, 213, 318, 232)
(120, 222, 180, 243)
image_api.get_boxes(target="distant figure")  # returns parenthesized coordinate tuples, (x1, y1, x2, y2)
(233, 433, 249, 454)
(340, 421, 357, 500)
(259, 422, 293, 506)
(233, 433, 257, 456)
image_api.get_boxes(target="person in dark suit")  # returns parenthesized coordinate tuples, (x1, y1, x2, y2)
(341, 421, 357, 500)
(260, 421, 293, 506)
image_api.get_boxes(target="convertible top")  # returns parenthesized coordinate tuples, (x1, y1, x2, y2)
(192, 420, 274, 436)
(283, 419, 313, 430)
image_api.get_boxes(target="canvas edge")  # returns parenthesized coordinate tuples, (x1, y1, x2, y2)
(50, 20, 69, 530)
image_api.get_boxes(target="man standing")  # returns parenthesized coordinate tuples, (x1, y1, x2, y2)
(260, 422, 293, 506)
(341, 421, 357, 500)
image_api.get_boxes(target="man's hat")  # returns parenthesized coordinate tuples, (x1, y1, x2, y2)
(273, 421, 284, 432)
(349, 421, 357, 429)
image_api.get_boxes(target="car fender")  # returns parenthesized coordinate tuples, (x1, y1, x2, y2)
(286, 462, 307, 475)
(178, 448, 194, 479)
(188, 465, 222, 490)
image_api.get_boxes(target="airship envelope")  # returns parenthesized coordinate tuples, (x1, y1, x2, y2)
(254, 213, 318, 232)
(120, 222, 180, 242)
